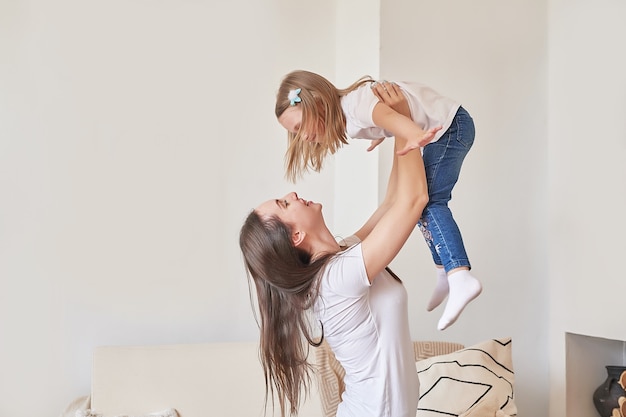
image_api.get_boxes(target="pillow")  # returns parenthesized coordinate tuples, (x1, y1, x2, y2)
(415, 338, 517, 417)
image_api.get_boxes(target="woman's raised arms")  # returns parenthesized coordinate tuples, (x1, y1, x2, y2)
(357, 134, 428, 282)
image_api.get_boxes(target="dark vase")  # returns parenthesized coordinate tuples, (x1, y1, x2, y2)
(593, 365, 626, 417)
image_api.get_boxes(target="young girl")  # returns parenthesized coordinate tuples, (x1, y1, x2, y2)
(274, 69, 482, 331)
(240, 132, 427, 417)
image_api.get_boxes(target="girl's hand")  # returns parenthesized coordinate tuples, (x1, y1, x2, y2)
(396, 126, 443, 156)
(371, 81, 407, 114)
(367, 138, 385, 152)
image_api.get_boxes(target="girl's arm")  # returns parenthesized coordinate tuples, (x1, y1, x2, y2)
(358, 134, 428, 282)
(372, 102, 442, 155)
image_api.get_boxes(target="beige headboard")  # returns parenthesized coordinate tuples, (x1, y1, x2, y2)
(91, 342, 322, 417)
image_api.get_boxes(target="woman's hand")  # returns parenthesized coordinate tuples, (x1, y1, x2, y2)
(371, 81, 410, 116)
(367, 80, 411, 152)
(368, 81, 409, 152)
(371, 80, 443, 155)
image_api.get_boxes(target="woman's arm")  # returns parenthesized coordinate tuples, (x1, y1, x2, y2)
(353, 83, 424, 241)
(358, 134, 428, 282)
(353, 81, 426, 243)
(353, 151, 398, 241)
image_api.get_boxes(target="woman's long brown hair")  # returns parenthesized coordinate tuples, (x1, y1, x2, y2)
(275, 70, 373, 182)
(239, 210, 332, 416)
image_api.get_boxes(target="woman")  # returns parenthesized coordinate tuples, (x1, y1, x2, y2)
(239, 133, 428, 417)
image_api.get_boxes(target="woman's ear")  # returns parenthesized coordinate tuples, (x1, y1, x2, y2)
(292, 230, 306, 247)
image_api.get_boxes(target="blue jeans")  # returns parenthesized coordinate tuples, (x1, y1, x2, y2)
(418, 106, 475, 272)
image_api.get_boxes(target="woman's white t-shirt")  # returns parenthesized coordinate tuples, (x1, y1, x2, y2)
(341, 81, 460, 145)
(314, 241, 419, 417)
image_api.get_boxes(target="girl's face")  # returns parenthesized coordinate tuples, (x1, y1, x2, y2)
(255, 192, 323, 232)
(278, 106, 323, 143)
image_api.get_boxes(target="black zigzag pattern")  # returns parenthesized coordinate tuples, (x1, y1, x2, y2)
(416, 338, 517, 417)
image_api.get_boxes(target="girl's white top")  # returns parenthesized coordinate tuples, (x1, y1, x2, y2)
(314, 237, 419, 417)
(341, 81, 460, 145)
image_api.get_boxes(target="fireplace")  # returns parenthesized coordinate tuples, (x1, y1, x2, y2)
(566, 332, 626, 417)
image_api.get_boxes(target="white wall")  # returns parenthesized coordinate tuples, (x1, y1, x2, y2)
(548, 0, 626, 416)
(549, 0, 626, 342)
(379, 1, 549, 416)
(0, 1, 337, 416)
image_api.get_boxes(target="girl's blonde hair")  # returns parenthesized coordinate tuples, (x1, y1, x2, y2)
(275, 70, 373, 182)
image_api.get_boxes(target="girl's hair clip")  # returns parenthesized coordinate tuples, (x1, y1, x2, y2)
(288, 88, 302, 106)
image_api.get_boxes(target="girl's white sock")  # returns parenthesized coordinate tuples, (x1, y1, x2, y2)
(437, 269, 482, 331)
(426, 267, 449, 311)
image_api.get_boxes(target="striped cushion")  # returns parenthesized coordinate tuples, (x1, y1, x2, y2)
(416, 338, 516, 417)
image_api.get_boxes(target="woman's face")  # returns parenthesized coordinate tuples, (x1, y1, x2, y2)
(278, 106, 323, 143)
(255, 192, 323, 230)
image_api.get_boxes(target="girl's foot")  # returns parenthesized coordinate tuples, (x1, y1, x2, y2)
(426, 267, 449, 311)
(437, 270, 482, 331)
